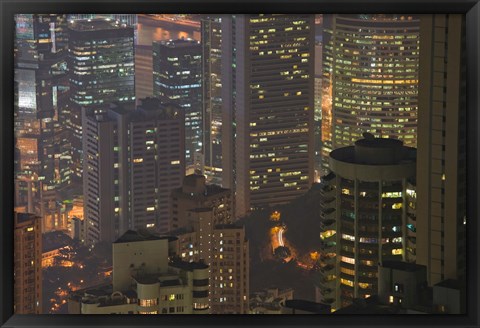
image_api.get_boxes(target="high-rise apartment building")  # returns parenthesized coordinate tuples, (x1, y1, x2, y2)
(221, 14, 315, 218)
(172, 208, 249, 314)
(318, 136, 416, 310)
(201, 16, 223, 184)
(170, 174, 232, 231)
(153, 39, 202, 172)
(416, 14, 466, 286)
(68, 19, 135, 180)
(68, 230, 210, 314)
(321, 15, 420, 174)
(14, 212, 42, 314)
(83, 98, 185, 244)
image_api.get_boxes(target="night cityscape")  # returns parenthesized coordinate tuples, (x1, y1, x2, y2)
(13, 14, 467, 315)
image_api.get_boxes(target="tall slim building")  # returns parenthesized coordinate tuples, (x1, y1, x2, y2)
(68, 19, 135, 180)
(14, 14, 70, 224)
(83, 98, 185, 244)
(321, 15, 420, 174)
(202, 16, 223, 184)
(173, 208, 249, 314)
(416, 14, 466, 286)
(221, 14, 315, 218)
(14, 212, 42, 314)
(318, 136, 416, 310)
(153, 39, 202, 172)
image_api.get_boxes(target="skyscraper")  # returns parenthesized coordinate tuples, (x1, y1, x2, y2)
(318, 136, 416, 310)
(14, 212, 42, 314)
(416, 14, 466, 286)
(14, 14, 70, 230)
(201, 16, 223, 184)
(68, 19, 135, 181)
(221, 14, 315, 218)
(83, 98, 185, 244)
(153, 39, 202, 172)
(321, 15, 420, 174)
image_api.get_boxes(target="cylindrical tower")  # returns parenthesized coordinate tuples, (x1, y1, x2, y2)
(319, 136, 416, 310)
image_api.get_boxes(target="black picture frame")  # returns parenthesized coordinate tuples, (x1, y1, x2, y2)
(1, 1, 479, 327)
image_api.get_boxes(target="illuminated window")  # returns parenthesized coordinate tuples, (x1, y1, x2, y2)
(169, 294, 175, 301)
(133, 158, 143, 163)
(340, 278, 354, 287)
(389, 296, 394, 304)
(171, 160, 180, 165)
(391, 203, 402, 209)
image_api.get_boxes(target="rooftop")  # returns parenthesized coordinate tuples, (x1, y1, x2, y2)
(154, 38, 200, 48)
(381, 260, 426, 273)
(169, 259, 209, 271)
(114, 230, 171, 244)
(434, 279, 462, 290)
(284, 299, 331, 314)
(69, 19, 129, 32)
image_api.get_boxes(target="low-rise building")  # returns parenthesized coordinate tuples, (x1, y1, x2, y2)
(68, 230, 209, 314)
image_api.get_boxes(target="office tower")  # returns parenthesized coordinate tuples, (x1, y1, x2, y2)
(14, 212, 42, 314)
(170, 174, 232, 231)
(153, 39, 202, 172)
(202, 16, 223, 184)
(416, 14, 466, 286)
(68, 230, 210, 314)
(314, 40, 323, 182)
(221, 15, 315, 218)
(173, 208, 249, 314)
(318, 136, 416, 310)
(68, 19, 135, 180)
(83, 98, 185, 244)
(321, 15, 420, 174)
(14, 14, 68, 210)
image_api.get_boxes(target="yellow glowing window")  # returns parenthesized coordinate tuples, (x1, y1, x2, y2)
(296, 91, 302, 96)
(171, 160, 180, 165)
(169, 294, 175, 301)
(340, 278, 354, 287)
(341, 189, 351, 195)
(392, 249, 403, 255)
(146, 207, 155, 212)
(391, 203, 403, 209)
(26, 227, 34, 232)
(133, 158, 143, 163)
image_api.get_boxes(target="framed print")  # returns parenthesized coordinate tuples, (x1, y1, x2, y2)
(0, 1, 479, 328)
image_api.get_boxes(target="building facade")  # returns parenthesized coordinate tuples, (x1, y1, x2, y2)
(172, 208, 249, 314)
(68, 230, 210, 314)
(14, 212, 42, 314)
(170, 174, 231, 231)
(221, 14, 315, 218)
(201, 16, 223, 184)
(83, 98, 185, 244)
(68, 19, 135, 180)
(321, 14, 420, 174)
(318, 136, 416, 310)
(416, 14, 467, 286)
(153, 39, 202, 172)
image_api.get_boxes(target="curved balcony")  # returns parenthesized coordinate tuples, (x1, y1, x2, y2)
(320, 241, 336, 253)
(320, 207, 336, 221)
(320, 263, 335, 274)
(320, 186, 335, 198)
(320, 218, 336, 230)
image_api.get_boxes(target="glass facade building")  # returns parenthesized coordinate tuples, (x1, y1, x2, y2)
(153, 39, 202, 172)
